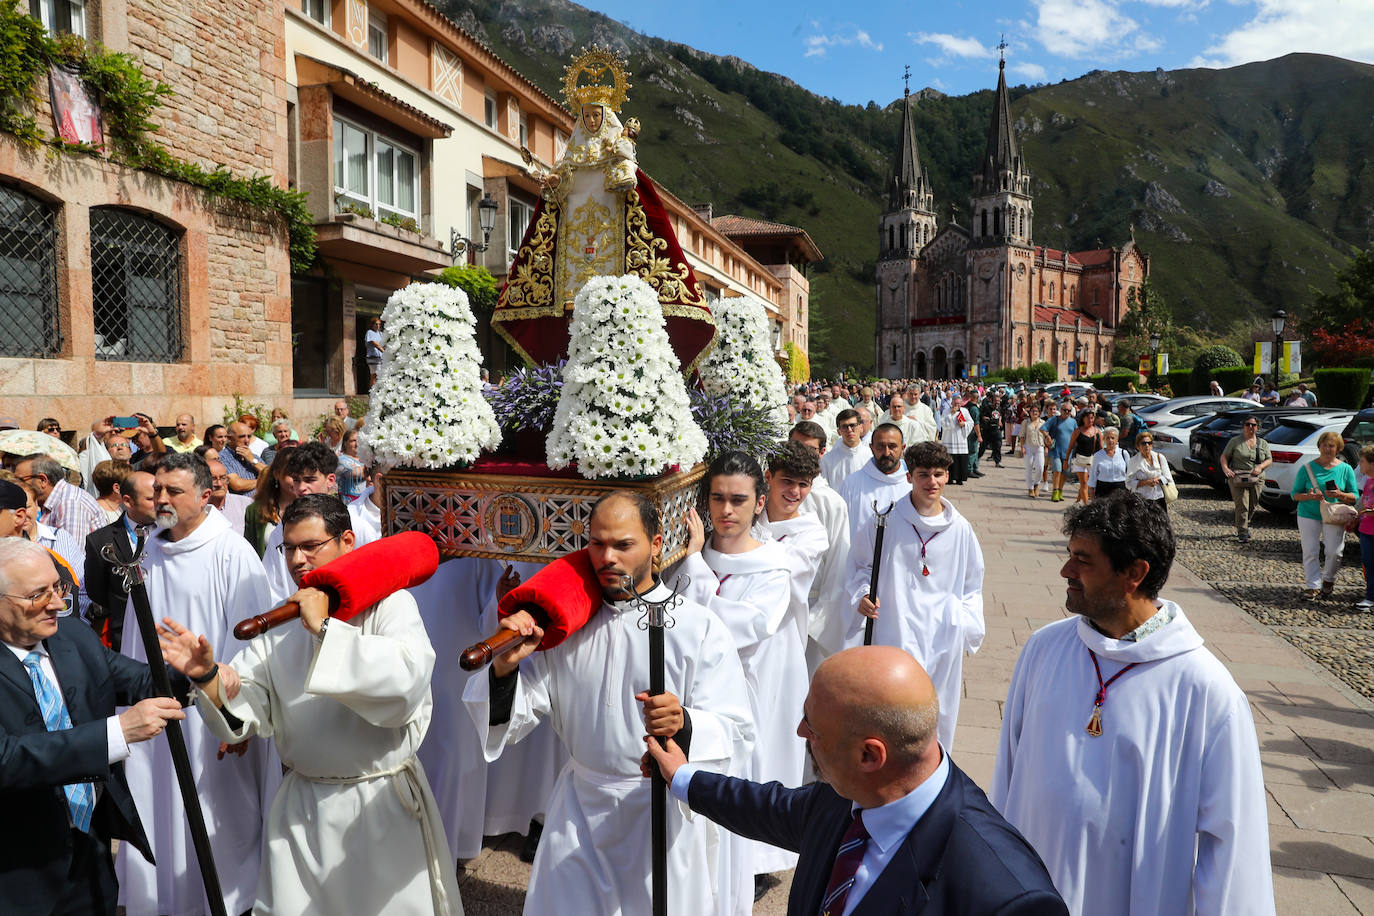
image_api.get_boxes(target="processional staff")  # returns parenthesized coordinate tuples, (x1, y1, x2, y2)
(624, 572, 682, 916)
(865, 500, 896, 646)
(101, 531, 227, 916)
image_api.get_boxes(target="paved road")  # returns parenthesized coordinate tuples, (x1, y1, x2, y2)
(459, 451, 1374, 914)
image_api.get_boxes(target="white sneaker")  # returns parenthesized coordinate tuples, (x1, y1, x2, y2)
(1357, 599, 1374, 612)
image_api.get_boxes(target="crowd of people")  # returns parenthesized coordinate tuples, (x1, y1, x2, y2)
(0, 377, 1293, 916)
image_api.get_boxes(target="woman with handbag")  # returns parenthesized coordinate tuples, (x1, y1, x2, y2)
(1356, 445, 1374, 612)
(1220, 417, 1273, 543)
(1291, 432, 1359, 599)
(1125, 432, 1176, 504)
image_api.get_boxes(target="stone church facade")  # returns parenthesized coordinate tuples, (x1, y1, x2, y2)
(875, 59, 1148, 380)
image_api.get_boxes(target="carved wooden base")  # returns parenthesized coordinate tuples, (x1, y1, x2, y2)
(380, 463, 705, 565)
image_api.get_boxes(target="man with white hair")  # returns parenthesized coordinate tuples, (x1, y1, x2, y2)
(877, 396, 924, 445)
(115, 451, 279, 916)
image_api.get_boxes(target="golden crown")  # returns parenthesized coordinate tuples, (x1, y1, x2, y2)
(563, 46, 632, 113)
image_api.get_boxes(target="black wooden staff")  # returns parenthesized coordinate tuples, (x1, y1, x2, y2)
(625, 573, 682, 916)
(865, 500, 896, 646)
(102, 533, 227, 916)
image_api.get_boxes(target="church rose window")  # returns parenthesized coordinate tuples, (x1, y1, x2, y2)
(90, 207, 183, 363)
(0, 183, 60, 358)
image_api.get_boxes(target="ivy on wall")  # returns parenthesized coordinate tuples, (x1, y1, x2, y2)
(0, 1, 317, 272)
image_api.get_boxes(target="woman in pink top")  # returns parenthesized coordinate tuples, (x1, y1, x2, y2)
(1357, 445, 1374, 612)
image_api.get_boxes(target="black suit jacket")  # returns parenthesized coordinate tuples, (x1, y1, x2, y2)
(0, 618, 185, 916)
(83, 516, 133, 649)
(688, 758, 1067, 916)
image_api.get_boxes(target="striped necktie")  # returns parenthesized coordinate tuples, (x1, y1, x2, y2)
(23, 651, 96, 833)
(819, 809, 868, 916)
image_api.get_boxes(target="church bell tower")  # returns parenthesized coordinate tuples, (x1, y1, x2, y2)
(969, 44, 1032, 247)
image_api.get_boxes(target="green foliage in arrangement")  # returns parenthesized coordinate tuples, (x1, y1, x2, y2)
(0, 3, 317, 272)
(437, 264, 500, 313)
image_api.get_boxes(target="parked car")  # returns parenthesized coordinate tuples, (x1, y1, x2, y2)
(1182, 407, 1354, 488)
(1101, 392, 1167, 411)
(1146, 414, 1213, 476)
(1340, 408, 1374, 470)
(1135, 396, 1260, 430)
(1258, 416, 1359, 513)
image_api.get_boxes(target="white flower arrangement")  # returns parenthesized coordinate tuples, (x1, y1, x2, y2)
(547, 275, 708, 479)
(699, 296, 790, 431)
(361, 282, 501, 469)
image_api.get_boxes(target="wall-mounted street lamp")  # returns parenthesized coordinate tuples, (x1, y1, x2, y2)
(451, 194, 499, 263)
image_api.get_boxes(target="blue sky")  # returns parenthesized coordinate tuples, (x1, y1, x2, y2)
(574, 0, 1374, 102)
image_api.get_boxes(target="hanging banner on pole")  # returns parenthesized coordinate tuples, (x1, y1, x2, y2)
(1283, 341, 1301, 375)
(1157, 353, 1169, 375)
(1138, 354, 1151, 376)
(1254, 342, 1272, 375)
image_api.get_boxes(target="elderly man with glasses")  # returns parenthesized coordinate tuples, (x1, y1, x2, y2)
(0, 535, 188, 916)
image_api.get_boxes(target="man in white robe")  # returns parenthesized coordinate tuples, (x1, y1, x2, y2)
(837, 423, 909, 544)
(991, 492, 1274, 915)
(160, 493, 462, 915)
(877, 395, 927, 445)
(848, 441, 985, 751)
(464, 492, 754, 915)
(348, 477, 383, 546)
(674, 451, 811, 884)
(262, 443, 337, 603)
(116, 452, 279, 916)
(789, 422, 851, 672)
(819, 407, 868, 489)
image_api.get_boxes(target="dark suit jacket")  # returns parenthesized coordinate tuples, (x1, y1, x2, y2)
(0, 618, 183, 916)
(688, 758, 1067, 916)
(83, 516, 133, 649)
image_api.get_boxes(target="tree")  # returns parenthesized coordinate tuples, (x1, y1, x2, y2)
(1114, 280, 1172, 369)
(1303, 246, 1374, 365)
(436, 264, 499, 313)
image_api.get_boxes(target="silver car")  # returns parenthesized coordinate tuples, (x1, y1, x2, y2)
(1145, 414, 1212, 475)
(1136, 396, 1260, 430)
(1258, 415, 1357, 514)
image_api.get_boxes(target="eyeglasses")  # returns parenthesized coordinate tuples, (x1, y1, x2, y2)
(1243, 422, 1258, 428)
(1137, 439, 1153, 446)
(838, 422, 861, 431)
(211, 475, 230, 484)
(276, 535, 339, 557)
(2, 582, 72, 613)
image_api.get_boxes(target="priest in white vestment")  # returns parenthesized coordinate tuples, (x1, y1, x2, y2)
(992, 492, 1274, 915)
(262, 443, 338, 603)
(788, 422, 852, 670)
(464, 492, 754, 915)
(820, 407, 869, 489)
(161, 493, 461, 914)
(116, 453, 280, 916)
(847, 441, 985, 750)
(837, 423, 910, 544)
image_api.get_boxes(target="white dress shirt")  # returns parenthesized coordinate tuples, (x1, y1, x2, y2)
(5, 639, 130, 771)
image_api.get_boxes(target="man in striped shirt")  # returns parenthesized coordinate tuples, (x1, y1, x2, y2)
(15, 454, 103, 541)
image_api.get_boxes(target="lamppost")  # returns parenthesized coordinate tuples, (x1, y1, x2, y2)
(451, 194, 499, 264)
(1271, 309, 1286, 388)
(1149, 330, 1162, 387)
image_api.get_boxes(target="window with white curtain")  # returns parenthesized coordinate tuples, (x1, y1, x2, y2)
(333, 117, 419, 220)
(484, 91, 498, 130)
(300, 0, 328, 26)
(507, 197, 533, 258)
(367, 8, 388, 62)
(29, 0, 84, 35)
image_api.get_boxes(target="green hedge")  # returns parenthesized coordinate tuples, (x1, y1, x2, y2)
(1098, 368, 1138, 392)
(1210, 366, 1252, 395)
(1313, 368, 1372, 410)
(1028, 362, 1057, 384)
(1167, 368, 1196, 396)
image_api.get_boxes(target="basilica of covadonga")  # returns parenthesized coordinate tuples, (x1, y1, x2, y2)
(875, 56, 1149, 380)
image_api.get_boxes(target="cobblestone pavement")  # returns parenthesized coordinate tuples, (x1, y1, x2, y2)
(459, 451, 1374, 914)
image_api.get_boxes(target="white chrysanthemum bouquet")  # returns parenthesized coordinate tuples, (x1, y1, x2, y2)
(361, 282, 501, 468)
(699, 296, 790, 432)
(546, 275, 708, 479)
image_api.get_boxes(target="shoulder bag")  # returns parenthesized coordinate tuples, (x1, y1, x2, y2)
(1305, 464, 1358, 527)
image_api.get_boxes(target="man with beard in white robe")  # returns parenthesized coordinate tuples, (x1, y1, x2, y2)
(819, 408, 868, 489)
(848, 441, 985, 751)
(789, 423, 851, 674)
(159, 494, 461, 915)
(116, 452, 280, 916)
(464, 491, 754, 915)
(837, 423, 909, 545)
(992, 492, 1274, 915)
(675, 451, 811, 896)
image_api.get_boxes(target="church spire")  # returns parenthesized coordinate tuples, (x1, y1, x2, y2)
(889, 66, 932, 213)
(977, 38, 1020, 190)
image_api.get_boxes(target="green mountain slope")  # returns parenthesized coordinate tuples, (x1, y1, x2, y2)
(445, 1, 1372, 373)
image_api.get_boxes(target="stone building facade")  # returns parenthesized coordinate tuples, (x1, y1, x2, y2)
(0, 0, 291, 429)
(875, 58, 1148, 380)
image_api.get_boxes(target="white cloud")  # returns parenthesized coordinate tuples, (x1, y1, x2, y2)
(1032, 0, 1142, 58)
(1191, 0, 1374, 67)
(803, 26, 884, 58)
(1011, 61, 1051, 81)
(1133, 0, 1207, 7)
(911, 32, 995, 59)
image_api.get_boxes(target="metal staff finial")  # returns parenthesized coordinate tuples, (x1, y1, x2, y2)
(101, 524, 150, 592)
(620, 573, 681, 632)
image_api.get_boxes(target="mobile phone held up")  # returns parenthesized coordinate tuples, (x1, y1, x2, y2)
(111, 416, 139, 430)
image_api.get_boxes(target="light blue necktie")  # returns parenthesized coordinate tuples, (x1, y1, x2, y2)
(23, 650, 96, 833)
